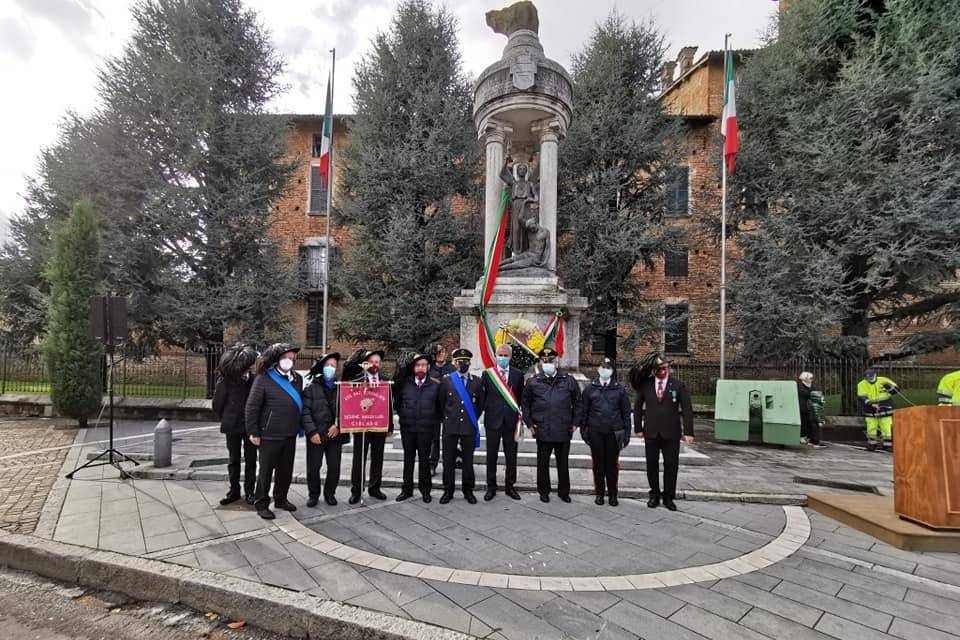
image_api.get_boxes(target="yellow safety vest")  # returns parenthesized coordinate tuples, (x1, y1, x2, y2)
(936, 370, 960, 406)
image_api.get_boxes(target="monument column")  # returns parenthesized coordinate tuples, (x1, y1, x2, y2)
(481, 121, 511, 260)
(532, 118, 563, 273)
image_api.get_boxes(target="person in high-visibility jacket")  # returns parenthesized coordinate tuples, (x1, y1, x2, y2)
(936, 370, 960, 406)
(857, 368, 898, 450)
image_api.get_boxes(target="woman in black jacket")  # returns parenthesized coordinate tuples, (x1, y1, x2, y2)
(302, 352, 348, 507)
(581, 357, 631, 507)
(212, 343, 259, 506)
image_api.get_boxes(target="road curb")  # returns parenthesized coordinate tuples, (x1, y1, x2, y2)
(0, 532, 470, 640)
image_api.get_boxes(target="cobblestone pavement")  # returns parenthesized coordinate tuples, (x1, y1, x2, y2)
(0, 417, 77, 534)
(33, 428, 960, 640)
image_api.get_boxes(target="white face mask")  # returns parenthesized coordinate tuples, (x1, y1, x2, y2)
(541, 363, 557, 377)
(278, 357, 294, 373)
(598, 368, 612, 380)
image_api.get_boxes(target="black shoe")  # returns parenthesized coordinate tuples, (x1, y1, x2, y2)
(369, 489, 387, 500)
(595, 495, 604, 506)
(506, 487, 521, 500)
(257, 508, 275, 520)
(464, 492, 478, 505)
(559, 495, 571, 503)
(396, 491, 413, 502)
(484, 489, 496, 502)
(324, 496, 337, 506)
(540, 494, 550, 503)
(422, 493, 432, 503)
(306, 496, 319, 508)
(220, 491, 241, 506)
(609, 496, 619, 507)
(663, 498, 677, 511)
(349, 494, 361, 505)
(647, 497, 660, 508)
(275, 501, 297, 512)
(439, 493, 453, 505)
(244, 494, 255, 505)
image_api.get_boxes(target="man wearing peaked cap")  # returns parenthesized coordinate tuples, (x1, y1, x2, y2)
(581, 357, 631, 507)
(439, 348, 484, 504)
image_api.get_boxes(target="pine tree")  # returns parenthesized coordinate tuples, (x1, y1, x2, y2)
(336, 0, 481, 350)
(45, 200, 102, 427)
(558, 12, 681, 359)
(731, 0, 960, 363)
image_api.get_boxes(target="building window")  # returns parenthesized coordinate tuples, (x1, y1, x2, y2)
(591, 333, 606, 354)
(306, 293, 323, 346)
(664, 303, 689, 354)
(312, 133, 323, 158)
(299, 245, 328, 290)
(309, 165, 328, 215)
(665, 166, 689, 217)
(664, 250, 689, 277)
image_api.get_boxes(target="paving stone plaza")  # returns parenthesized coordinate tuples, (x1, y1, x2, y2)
(18, 419, 958, 639)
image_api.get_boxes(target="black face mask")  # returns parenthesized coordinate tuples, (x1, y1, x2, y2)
(457, 361, 470, 374)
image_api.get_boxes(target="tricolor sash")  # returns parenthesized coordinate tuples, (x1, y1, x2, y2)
(448, 373, 481, 448)
(484, 367, 524, 442)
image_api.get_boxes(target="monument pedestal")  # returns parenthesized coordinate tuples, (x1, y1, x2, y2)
(454, 277, 588, 374)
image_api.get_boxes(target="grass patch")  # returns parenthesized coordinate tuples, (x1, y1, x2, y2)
(1, 380, 208, 399)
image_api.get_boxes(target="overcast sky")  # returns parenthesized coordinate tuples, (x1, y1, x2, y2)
(0, 0, 778, 228)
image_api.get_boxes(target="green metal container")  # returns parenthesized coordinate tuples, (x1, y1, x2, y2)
(714, 380, 802, 446)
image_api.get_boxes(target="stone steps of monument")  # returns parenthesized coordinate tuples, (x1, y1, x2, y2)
(376, 447, 705, 470)
(386, 432, 700, 458)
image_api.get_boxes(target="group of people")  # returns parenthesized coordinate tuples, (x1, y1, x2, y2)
(212, 341, 697, 518)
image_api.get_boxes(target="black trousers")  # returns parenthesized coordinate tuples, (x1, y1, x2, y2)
(254, 437, 296, 510)
(306, 438, 342, 499)
(486, 427, 518, 490)
(536, 440, 570, 498)
(225, 432, 257, 496)
(401, 430, 433, 494)
(442, 434, 475, 494)
(644, 433, 680, 499)
(350, 432, 386, 496)
(429, 424, 441, 467)
(586, 430, 620, 497)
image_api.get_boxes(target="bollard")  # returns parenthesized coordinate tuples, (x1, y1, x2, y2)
(153, 419, 172, 467)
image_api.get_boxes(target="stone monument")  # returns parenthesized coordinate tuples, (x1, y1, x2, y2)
(454, 0, 588, 372)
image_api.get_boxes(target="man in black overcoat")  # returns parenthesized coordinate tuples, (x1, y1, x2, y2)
(479, 343, 524, 501)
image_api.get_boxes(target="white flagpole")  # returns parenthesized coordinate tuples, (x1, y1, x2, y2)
(720, 35, 730, 380)
(321, 48, 336, 353)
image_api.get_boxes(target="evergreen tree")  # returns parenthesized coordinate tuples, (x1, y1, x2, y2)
(558, 13, 680, 359)
(336, 0, 481, 350)
(45, 200, 102, 427)
(731, 0, 960, 361)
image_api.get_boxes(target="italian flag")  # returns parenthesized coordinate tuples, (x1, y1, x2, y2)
(319, 75, 333, 189)
(543, 311, 565, 358)
(721, 48, 739, 174)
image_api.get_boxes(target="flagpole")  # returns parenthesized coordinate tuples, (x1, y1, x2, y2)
(719, 34, 729, 381)
(321, 48, 336, 353)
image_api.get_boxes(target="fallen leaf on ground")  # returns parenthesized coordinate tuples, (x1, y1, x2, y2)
(226, 620, 246, 629)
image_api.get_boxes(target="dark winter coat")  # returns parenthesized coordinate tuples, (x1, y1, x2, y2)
(479, 367, 524, 432)
(797, 382, 825, 431)
(395, 377, 445, 433)
(212, 376, 252, 434)
(430, 362, 455, 380)
(633, 376, 693, 440)
(245, 369, 304, 440)
(521, 370, 582, 443)
(440, 372, 484, 437)
(302, 380, 348, 443)
(581, 380, 631, 435)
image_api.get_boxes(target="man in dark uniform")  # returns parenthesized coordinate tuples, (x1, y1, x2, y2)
(521, 347, 582, 503)
(581, 357, 631, 506)
(302, 352, 349, 507)
(480, 343, 524, 501)
(439, 348, 484, 504)
(349, 350, 393, 504)
(633, 355, 693, 511)
(395, 353, 445, 503)
(428, 343, 456, 476)
(245, 343, 304, 520)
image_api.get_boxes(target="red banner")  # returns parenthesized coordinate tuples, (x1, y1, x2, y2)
(338, 382, 391, 433)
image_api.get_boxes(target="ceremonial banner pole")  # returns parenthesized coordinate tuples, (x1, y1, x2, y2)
(719, 34, 730, 380)
(321, 48, 336, 353)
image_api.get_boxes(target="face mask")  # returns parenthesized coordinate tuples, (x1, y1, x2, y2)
(542, 363, 557, 376)
(598, 368, 612, 380)
(278, 358, 294, 373)
(367, 364, 380, 375)
(496, 356, 510, 368)
(322, 366, 337, 380)
(457, 361, 471, 374)
(654, 367, 668, 379)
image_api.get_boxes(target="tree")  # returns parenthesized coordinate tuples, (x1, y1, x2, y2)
(45, 200, 102, 427)
(731, 0, 960, 363)
(558, 12, 681, 360)
(336, 0, 481, 350)
(0, 0, 300, 348)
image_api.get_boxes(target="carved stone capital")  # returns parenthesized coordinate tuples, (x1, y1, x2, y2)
(531, 117, 565, 143)
(479, 119, 513, 145)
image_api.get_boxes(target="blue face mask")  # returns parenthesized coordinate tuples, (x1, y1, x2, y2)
(322, 366, 337, 380)
(598, 368, 612, 380)
(541, 363, 557, 377)
(496, 356, 510, 368)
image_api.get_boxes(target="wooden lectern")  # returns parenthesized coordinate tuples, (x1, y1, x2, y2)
(894, 405, 960, 529)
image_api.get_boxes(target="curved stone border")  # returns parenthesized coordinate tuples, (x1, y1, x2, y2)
(274, 505, 811, 592)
